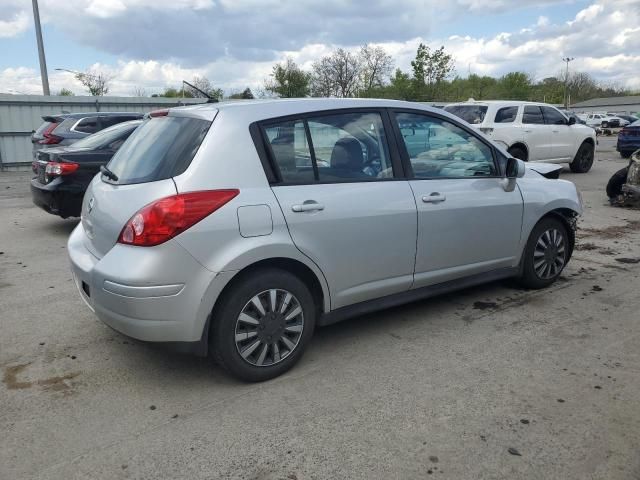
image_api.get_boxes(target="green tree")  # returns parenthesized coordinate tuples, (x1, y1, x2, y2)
(56, 88, 74, 96)
(228, 88, 255, 100)
(388, 69, 415, 100)
(410, 44, 455, 101)
(74, 70, 111, 96)
(497, 72, 533, 100)
(265, 58, 310, 98)
(158, 87, 193, 98)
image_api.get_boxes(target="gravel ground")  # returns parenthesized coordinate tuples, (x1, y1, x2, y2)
(1, 137, 639, 480)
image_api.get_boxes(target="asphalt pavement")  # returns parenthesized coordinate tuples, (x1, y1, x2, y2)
(1, 137, 639, 479)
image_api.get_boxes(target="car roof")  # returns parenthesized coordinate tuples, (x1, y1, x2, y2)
(445, 100, 549, 107)
(168, 98, 452, 123)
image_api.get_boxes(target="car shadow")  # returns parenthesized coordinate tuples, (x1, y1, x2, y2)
(36, 217, 80, 238)
(113, 279, 522, 386)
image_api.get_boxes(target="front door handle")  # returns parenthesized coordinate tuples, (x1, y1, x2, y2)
(292, 201, 325, 212)
(523, 129, 532, 133)
(422, 193, 446, 204)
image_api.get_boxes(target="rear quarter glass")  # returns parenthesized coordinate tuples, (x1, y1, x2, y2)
(106, 116, 211, 185)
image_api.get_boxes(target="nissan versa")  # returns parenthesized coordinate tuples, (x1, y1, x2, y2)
(68, 99, 582, 382)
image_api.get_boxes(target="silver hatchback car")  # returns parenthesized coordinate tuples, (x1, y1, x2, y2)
(68, 99, 582, 381)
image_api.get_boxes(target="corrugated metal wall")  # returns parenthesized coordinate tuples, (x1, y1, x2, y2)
(0, 94, 208, 168)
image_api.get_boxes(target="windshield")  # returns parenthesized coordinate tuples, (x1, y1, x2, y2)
(72, 121, 140, 149)
(444, 105, 488, 124)
(106, 116, 211, 185)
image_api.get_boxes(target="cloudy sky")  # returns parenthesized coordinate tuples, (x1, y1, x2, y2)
(0, 0, 639, 96)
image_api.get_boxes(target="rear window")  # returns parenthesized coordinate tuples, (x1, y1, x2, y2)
(444, 105, 488, 125)
(106, 116, 211, 185)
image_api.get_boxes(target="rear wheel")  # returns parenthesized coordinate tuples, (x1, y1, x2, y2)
(508, 146, 527, 162)
(602, 121, 610, 128)
(606, 167, 629, 198)
(518, 217, 569, 289)
(211, 269, 316, 382)
(569, 142, 594, 173)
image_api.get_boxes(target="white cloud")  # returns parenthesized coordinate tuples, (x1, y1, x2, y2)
(0, 10, 29, 38)
(1, 0, 639, 95)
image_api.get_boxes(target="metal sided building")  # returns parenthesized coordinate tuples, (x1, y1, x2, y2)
(0, 94, 208, 169)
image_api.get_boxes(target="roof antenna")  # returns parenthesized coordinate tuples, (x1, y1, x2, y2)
(182, 80, 218, 103)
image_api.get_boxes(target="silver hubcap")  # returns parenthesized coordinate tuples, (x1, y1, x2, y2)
(235, 289, 304, 367)
(534, 228, 566, 279)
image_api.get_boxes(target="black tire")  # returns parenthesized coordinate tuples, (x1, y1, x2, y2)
(210, 268, 316, 382)
(606, 167, 629, 198)
(508, 146, 527, 161)
(602, 121, 609, 128)
(518, 217, 570, 289)
(569, 141, 595, 173)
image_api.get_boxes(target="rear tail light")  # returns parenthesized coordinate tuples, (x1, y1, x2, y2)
(45, 161, 79, 176)
(31, 161, 38, 174)
(39, 123, 62, 145)
(118, 190, 239, 247)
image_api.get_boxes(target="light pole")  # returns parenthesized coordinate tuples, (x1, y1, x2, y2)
(563, 57, 574, 109)
(32, 0, 50, 95)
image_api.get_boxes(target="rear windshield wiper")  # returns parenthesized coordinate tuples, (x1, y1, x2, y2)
(100, 165, 119, 182)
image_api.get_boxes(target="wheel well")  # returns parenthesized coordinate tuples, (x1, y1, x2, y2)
(211, 257, 326, 319)
(582, 137, 595, 147)
(542, 209, 578, 260)
(508, 143, 528, 160)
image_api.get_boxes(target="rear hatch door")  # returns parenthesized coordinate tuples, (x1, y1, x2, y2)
(80, 113, 213, 259)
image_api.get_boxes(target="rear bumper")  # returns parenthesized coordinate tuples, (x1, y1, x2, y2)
(31, 178, 83, 218)
(67, 223, 235, 346)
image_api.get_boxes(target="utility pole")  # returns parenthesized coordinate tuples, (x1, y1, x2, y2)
(32, 0, 50, 95)
(562, 57, 574, 109)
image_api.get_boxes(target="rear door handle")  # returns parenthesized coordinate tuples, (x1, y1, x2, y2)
(422, 193, 446, 204)
(292, 201, 325, 212)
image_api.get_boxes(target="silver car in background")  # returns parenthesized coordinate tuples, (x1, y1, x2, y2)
(68, 99, 582, 381)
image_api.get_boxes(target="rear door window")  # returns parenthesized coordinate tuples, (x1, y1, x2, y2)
(494, 106, 518, 123)
(443, 105, 488, 125)
(106, 116, 211, 185)
(264, 121, 315, 184)
(263, 111, 393, 183)
(522, 106, 544, 125)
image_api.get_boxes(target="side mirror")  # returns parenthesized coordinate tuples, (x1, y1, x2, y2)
(506, 157, 526, 179)
(568, 116, 576, 125)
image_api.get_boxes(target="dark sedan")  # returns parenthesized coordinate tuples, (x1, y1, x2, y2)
(31, 120, 142, 218)
(617, 119, 640, 158)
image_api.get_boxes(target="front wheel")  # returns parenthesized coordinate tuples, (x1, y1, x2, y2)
(518, 217, 570, 289)
(210, 269, 316, 382)
(570, 142, 595, 173)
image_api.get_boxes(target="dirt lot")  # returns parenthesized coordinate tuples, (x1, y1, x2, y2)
(1, 137, 640, 480)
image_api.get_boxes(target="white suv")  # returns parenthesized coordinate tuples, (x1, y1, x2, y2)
(444, 101, 597, 173)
